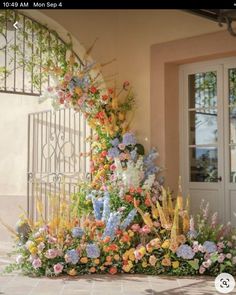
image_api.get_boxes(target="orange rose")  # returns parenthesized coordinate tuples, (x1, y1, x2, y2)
(89, 267, 96, 273)
(109, 266, 117, 275)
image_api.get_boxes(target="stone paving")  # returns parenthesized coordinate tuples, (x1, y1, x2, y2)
(0, 242, 235, 295)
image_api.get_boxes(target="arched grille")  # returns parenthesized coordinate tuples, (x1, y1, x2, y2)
(0, 10, 83, 95)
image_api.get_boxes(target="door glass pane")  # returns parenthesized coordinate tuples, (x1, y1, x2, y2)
(189, 109, 218, 145)
(229, 107, 236, 144)
(189, 71, 217, 109)
(230, 146, 236, 182)
(189, 147, 218, 182)
(229, 68, 236, 106)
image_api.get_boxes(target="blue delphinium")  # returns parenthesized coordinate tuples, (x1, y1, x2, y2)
(86, 243, 100, 258)
(66, 249, 79, 264)
(122, 132, 137, 146)
(71, 227, 84, 238)
(110, 138, 120, 147)
(120, 209, 137, 230)
(176, 244, 195, 260)
(143, 147, 160, 179)
(203, 241, 217, 253)
(130, 149, 138, 161)
(107, 147, 120, 158)
(102, 212, 121, 241)
(187, 230, 198, 239)
(101, 192, 110, 223)
(91, 196, 104, 220)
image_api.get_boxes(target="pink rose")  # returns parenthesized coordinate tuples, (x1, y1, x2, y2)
(118, 143, 125, 151)
(204, 253, 210, 260)
(218, 253, 225, 263)
(45, 249, 58, 259)
(202, 259, 211, 269)
(53, 263, 63, 274)
(199, 266, 206, 274)
(139, 225, 151, 234)
(32, 258, 42, 269)
(226, 253, 232, 259)
(232, 256, 236, 264)
(47, 236, 57, 244)
(131, 224, 140, 232)
(110, 164, 116, 171)
(217, 242, 224, 249)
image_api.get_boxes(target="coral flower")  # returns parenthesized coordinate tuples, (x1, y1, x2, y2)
(89, 267, 96, 273)
(161, 258, 171, 267)
(90, 86, 97, 94)
(103, 236, 111, 243)
(109, 266, 117, 275)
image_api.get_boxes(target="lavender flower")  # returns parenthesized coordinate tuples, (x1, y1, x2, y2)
(101, 192, 110, 222)
(91, 196, 104, 220)
(120, 209, 137, 230)
(203, 241, 217, 253)
(108, 147, 120, 158)
(130, 149, 138, 161)
(122, 132, 136, 146)
(110, 138, 120, 147)
(176, 244, 195, 260)
(71, 227, 84, 238)
(65, 249, 79, 265)
(102, 212, 121, 241)
(86, 243, 100, 259)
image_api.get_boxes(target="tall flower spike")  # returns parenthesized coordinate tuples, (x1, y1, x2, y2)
(176, 177, 183, 211)
(156, 201, 171, 230)
(134, 198, 153, 228)
(161, 186, 169, 223)
(146, 193, 158, 219)
(167, 188, 174, 219)
(170, 205, 179, 248)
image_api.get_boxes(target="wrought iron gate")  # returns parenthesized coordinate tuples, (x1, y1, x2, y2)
(27, 108, 91, 221)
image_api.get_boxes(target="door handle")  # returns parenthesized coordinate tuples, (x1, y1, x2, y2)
(217, 176, 222, 182)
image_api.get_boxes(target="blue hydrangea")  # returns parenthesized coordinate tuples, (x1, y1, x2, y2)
(120, 209, 137, 230)
(101, 192, 110, 223)
(107, 147, 120, 158)
(122, 132, 137, 146)
(110, 138, 120, 147)
(203, 241, 217, 253)
(71, 227, 84, 238)
(102, 212, 121, 241)
(86, 243, 100, 259)
(176, 244, 195, 260)
(66, 249, 79, 264)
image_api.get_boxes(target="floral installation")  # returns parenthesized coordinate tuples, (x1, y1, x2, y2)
(2, 50, 236, 278)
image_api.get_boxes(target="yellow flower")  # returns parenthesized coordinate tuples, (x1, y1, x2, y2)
(172, 261, 180, 269)
(139, 246, 146, 256)
(129, 253, 135, 261)
(161, 240, 170, 249)
(94, 258, 100, 265)
(29, 246, 38, 255)
(128, 230, 134, 237)
(68, 268, 77, 276)
(35, 237, 44, 244)
(114, 254, 120, 261)
(142, 261, 148, 268)
(122, 261, 133, 273)
(80, 257, 88, 264)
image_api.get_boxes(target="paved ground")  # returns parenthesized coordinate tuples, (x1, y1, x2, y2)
(0, 242, 235, 295)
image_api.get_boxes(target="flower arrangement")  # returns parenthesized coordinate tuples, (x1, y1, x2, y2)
(3, 48, 236, 278)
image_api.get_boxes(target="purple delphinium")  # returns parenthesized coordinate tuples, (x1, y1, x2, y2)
(107, 147, 120, 158)
(71, 227, 84, 238)
(203, 241, 217, 253)
(101, 192, 110, 223)
(110, 138, 120, 147)
(176, 244, 195, 260)
(122, 132, 137, 146)
(86, 243, 100, 259)
(102, 212, 121, 241)
(91, 196, 104, 220)
(120, 209, 137, 230)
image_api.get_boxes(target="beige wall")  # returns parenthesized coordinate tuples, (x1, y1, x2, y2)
(24, 9, 224, 152)
(151, 31, 236, 195)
